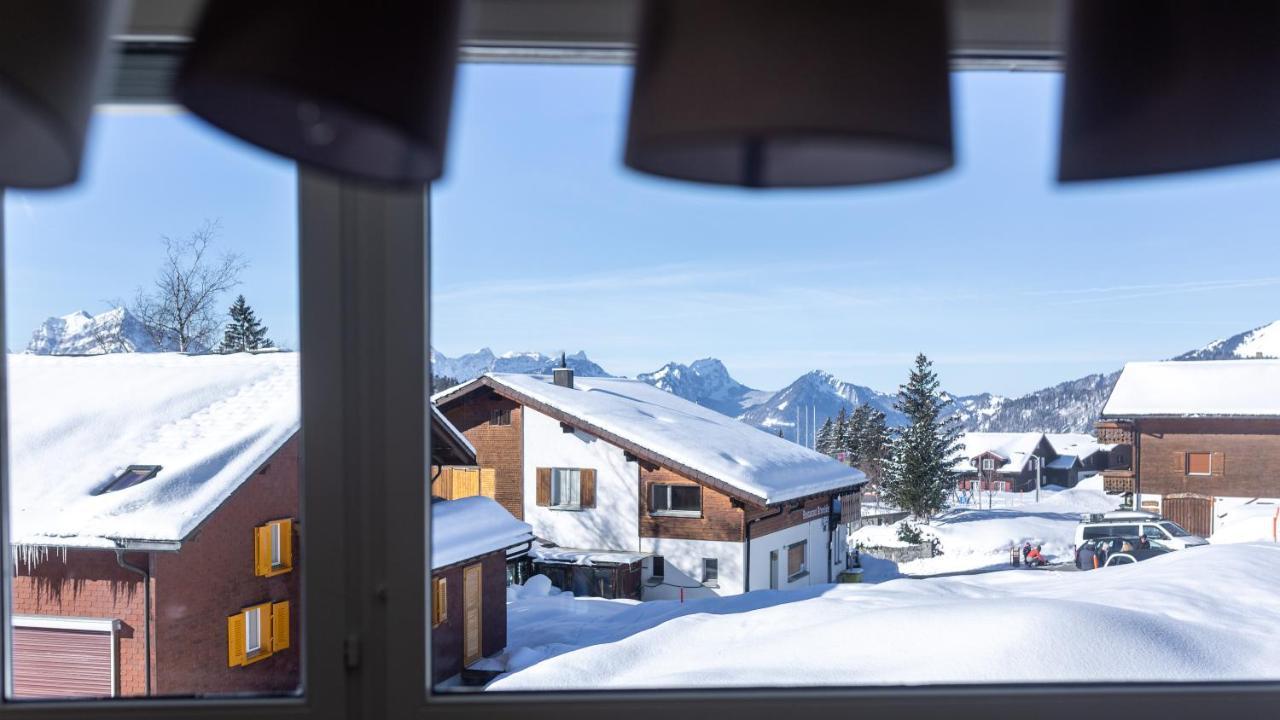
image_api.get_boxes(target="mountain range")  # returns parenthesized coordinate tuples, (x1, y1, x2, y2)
(28, 310, 1280, 436)
(25, 308, 173, 355)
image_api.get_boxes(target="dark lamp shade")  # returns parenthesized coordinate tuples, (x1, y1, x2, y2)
(0, 0, 122, 188)
(1059, 1, 1280, 182)
(176, 1, 462, 185)
(625, 0, 954, 188)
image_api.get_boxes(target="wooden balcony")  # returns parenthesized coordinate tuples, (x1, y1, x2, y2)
(1102, 470, 1135, 495)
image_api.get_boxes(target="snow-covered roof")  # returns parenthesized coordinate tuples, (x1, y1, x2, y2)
(431, 497, 533, 570)
(953, 432, 1046, 474)
(1046, 455, 1079, 470)
(1045, 433, 1112, 460)
(7, 353, 300, 548)
(435, 373, 865, 505)
(1103, 360, 1280, 418)
(530, 545, 649, 566)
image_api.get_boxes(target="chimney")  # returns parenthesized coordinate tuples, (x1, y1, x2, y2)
(552, 351, 574, 389)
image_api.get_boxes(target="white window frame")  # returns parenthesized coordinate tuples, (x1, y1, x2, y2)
(270, 522, 283, 568)
(981, 458, 995, 470)
(244, 608, 262, 655)
(649, 483, 702, 518)
(0, 3, 1274, 719)
(549, 468, 581, 509)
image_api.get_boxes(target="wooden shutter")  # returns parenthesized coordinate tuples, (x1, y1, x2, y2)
(536, 468, 552, 506)
(432, 577, 448, 626)
(580, 469, 597, 508)
(254, 526, 271, 576)
(480, 468, 497, 498)
(1176, 451, 1187, 475)
(227, 613, 247, 667)
(279, 519, 293, 569)
(1213, 452, 1226, 477)
(272, 601, 290, 652)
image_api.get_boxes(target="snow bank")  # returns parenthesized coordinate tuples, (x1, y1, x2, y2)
(441, 373, 864, 504)
(492, 544, 1280, 689)
(1211, 502, 1280, 544)
(853, 484, 1119, 576)
(7, 353, 298, 548)
(431, 497, 533, 570)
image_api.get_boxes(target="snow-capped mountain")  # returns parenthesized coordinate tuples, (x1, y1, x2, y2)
(25, 308, 173, 355)
(430, 347, 611, 383)
(737, 369, 907, 434)
(956, 371, 1120, 433)
(1175, 320, 1280, 360)
(636, 358, 771, 417)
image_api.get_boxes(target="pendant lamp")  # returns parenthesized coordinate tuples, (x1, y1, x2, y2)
(1059, 1, 1280, 182)
(177, 1, 462, 185)
(625, 0, 953, 188)
(0, 0, 123, 188)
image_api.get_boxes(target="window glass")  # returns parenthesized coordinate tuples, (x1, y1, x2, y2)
(1161, 522, 1193, 538)
(428, 62, 1280, 692)
(5, 108, 300, 699)
(551, 468, 581, 508)
(1143, 525, 1169, 540)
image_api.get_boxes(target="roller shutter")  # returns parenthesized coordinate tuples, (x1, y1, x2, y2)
(11, 623, 115, 698)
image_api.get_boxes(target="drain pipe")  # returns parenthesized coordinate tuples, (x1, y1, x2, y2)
(115, 550, 151, 696)
(743, 504, 787, 593)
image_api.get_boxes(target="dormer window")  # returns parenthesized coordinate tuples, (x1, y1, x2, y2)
(99, 465, 161, 494)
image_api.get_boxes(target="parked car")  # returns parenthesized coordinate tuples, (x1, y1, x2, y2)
(1074, 510, 1208, 551)
(1074, 536, 1174, 570)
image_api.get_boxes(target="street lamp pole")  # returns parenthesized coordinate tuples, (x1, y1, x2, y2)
(1032, 455, 1042, 503)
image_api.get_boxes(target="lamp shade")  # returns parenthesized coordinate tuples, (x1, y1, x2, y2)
(1059, 1, 1280, 182)
(0, 0, 122, 188)
(625, 0, 953, 188)
(176, 1, 462, 185)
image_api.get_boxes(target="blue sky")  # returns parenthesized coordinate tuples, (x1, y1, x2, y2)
(7, 65, 1280, 397)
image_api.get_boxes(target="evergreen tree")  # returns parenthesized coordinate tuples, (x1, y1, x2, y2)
(776, 427, 785, 438)
(882, 353, 963, 521)
(846, 404, 871, 461)
(834, 406, 851, 459)
(815, 417, 837, 456)
(218, 294, 274, 353)
(855, 408, 892, 488)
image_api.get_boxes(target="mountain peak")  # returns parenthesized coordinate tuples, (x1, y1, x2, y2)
(26, 307, 173, 355)
(1176, 321, 1280, 361)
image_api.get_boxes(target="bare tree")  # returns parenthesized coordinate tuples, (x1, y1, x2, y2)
(131, 220, 247, 353)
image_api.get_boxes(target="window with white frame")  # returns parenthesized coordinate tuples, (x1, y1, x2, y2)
(650, 483, 702, 516)
(551, 468, 581, 508)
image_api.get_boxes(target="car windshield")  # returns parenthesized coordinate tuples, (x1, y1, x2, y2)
(1161, 522, 1194, 537)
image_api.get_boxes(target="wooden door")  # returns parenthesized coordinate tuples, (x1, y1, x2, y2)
(1163, 493, 1215, 537)
(462, 564, 483, 666)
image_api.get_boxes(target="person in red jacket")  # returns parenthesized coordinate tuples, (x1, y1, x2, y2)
(1026, 544, 1047, 567)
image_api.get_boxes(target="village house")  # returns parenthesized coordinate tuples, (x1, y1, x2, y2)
(953, 432, 1111, 493)
(7, 352, 302, 698)
(6, 353, 485, 698)
(433, 366, 866, 600)
(429, 496, 533, 687)
(1098, 359, 1280, 536)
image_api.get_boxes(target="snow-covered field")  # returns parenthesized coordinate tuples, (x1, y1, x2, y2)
(490, 543, 1280, 690)
(853, 479, 1120, 576)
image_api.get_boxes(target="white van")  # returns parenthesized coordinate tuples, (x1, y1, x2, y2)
(1073, 511, 1209, 551)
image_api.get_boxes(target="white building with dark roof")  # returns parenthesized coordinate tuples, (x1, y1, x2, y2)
(433, 367, 866, 599)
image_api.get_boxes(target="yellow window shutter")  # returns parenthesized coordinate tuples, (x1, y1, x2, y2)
(259, 602, 274, 656)
(254, 526, 271, 576)
(227, 613, 246, 667)
(279, 519, 294, 569)
(272, 601, 291, 652)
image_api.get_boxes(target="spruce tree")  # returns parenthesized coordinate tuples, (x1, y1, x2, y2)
(834, 406, 851, 460)
(847, 404, 871, 461)
(882, 353, 963, 521)
(218, 294, 274, 353)
(816, 417, 837, 456)
(855, 409, 892, 488)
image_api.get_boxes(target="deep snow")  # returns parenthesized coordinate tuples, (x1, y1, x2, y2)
(490, 543, 1280, 689)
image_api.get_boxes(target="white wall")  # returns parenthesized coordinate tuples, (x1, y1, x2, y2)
(747, 518, 847, 592)
(639, 538, 744, 599)
(522, 407, 640, 551)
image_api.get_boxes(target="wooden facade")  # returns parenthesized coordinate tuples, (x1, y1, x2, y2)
(440, 392, 525, 519)
(430, 549, 508, 686)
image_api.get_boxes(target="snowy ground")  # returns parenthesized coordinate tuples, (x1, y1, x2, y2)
(1211, 500, 1280, 544)
(852, 478, 1120, 576)
(489, 543, 1280, 690)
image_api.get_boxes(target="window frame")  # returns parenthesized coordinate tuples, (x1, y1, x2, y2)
(549, 468, 582, 510)
(0, 7, 1277, 720)
(701, 558, 718, 587)
(786, 541, 808, 581)
(1186, 452, 1213, 476)
(649, 483, 703, 518)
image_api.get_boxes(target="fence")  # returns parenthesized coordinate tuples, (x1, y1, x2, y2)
(431, 466, 496, 501)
